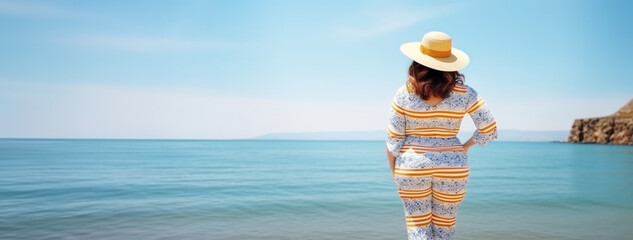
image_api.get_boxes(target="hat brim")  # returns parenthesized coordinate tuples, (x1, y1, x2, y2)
(400, 42, 469, 72)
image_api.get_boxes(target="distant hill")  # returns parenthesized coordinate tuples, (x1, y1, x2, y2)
(253, 129, 569, 142)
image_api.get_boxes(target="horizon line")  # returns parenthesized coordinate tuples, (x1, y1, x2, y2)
(0, 138, 567, 143)
(0, 128, 572, 141)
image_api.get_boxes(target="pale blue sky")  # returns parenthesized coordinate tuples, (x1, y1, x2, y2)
(1, 0, 632, 139)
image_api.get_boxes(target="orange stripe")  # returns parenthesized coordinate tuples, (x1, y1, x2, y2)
(431, 214, 457, 227)
(400, 194, 430, 198)
(479, 121, 497, 134)
(399, 188, 432, 193)
(399, 191, 431, 195)
(399, 190, 432, 194)
(394, 167, 469, 177)
(404, 127, 460, 137)
(391, 101, 406, 113)
(452, 85, 467, 93)
(406, 132, 458, 135)
(435, 168, 469, 172)
(433, 174, 469, 179)
(408, 128, 460, 132)
(431, 221, 456, 226)
(432, 214, 457, 221)
(406, 131, 458, 134)
(396, 167, 469, 173)
(400, 145, 464, 151)
(431, 220, 456, 226)
(407, 219, 432, 223)
(431, 214, 457, 222)
(392, 103, 466, 119)
(400, 147, 464, 152)
(406, 110, 464, 114)
(432, 213, 456, 219)
(466, 98, 485, 113)
(391, 102, 405, 116)
(406, 212, 433, 227)
(400, 149, 462, 154)
(399, 192, 432, 196)
(404, 133, 458, 138)
(432, 172, 469, 176)
(432, 191, 466, 203)
(433, 195, 464, 203)
(406, 219, 432, 227)
(406, 127, 460, 133)
(404, 112, 465, 119)
(400, 193, 432, 199)
(398, 188, 432, 199)
(395, 172, 433, 177)
(387, 127, 405, 138)
(400, 145, 465, 154)
(431, 219, 457, 228)
(433, 197, 464, 204)
(395, 174, 468, 179)
(401, 144, 464, 150)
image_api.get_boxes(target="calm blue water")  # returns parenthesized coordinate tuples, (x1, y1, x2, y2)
(1, 139, 632, 240)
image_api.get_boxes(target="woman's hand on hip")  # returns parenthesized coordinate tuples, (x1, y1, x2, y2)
(461, 138, 475, 154)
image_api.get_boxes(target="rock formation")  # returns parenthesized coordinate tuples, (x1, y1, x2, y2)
(567, 98, 633, 145)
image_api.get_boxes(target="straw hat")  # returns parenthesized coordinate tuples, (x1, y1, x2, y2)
(400, 31, 469, 71)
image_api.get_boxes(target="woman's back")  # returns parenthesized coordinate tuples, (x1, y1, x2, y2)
(386, 81, 497, 166)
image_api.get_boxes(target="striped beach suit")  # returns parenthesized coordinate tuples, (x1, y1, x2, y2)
(386, 82, 498, 240)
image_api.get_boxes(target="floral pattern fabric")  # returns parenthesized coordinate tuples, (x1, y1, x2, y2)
(386, 82, 497, 240)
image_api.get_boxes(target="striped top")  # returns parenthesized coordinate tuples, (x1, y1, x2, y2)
(386, 82, 498, 158)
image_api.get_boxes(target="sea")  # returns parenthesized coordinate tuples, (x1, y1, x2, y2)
(1, 139, 632, 240)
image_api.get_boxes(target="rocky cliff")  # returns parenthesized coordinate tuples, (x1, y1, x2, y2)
(567, 98, 633, 145)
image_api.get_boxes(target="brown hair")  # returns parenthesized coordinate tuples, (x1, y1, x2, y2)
(407, 61, 464, 100)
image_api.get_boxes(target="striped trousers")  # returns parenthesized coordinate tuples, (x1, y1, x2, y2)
(393, 167, 469, 240)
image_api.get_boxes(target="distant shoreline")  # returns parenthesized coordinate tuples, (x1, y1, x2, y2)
(253, 129, 570, 142)
(0, 129, 570, 142)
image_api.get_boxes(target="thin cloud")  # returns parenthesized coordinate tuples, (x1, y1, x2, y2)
(68, 35, 232, 52)
(335, 4, 461, 39)
(0, 0, 100, 19)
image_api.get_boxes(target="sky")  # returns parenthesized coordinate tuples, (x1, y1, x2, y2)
(0, 0, 632, 139)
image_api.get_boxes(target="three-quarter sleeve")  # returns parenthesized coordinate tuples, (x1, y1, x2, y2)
(465, 86, 498, 146)
(386, 89, 406, 157)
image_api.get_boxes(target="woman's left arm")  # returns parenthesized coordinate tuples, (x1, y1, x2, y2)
(465, 87, 498, 147)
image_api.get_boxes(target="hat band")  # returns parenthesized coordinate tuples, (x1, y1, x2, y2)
(420, 45, 451, 58)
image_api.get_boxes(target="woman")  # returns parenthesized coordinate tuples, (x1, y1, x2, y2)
(386, 31, 498, 240)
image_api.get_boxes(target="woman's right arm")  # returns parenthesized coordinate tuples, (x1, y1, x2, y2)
(386, 148, 396, 176)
